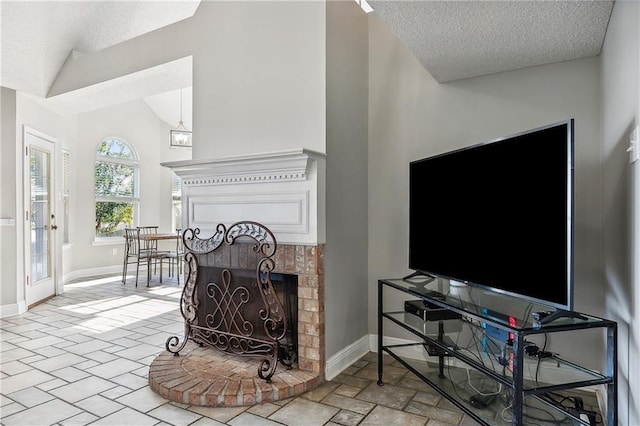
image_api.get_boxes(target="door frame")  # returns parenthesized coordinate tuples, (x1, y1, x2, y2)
(22, 126, 62, 307)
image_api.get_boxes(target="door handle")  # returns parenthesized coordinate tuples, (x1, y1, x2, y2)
(51, 225, 58, 230)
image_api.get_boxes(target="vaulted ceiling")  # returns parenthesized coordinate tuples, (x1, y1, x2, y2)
(1, 0, 200, 98)
(0, 0, 199, 126)
(0, 0, 615, 124)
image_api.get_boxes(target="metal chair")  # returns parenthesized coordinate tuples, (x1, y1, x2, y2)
(137, 225, 169, 274)
(160, 229, 186, 285)
(137, 225, 159, 235)
(122, 228, 167, 287)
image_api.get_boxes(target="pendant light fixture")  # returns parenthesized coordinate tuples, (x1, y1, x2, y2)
(170, 88, 192, 147)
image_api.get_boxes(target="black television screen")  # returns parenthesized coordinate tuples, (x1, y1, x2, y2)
(409, 119, 574, 310)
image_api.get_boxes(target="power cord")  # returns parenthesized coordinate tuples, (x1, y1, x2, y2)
(465, 365, 502, 396)
(523, 337, 554, 358)
(542, 393, 599, 425)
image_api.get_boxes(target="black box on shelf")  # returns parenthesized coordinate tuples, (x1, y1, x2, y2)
(404, 299, 462, 322)
(424, 335, 457, 356)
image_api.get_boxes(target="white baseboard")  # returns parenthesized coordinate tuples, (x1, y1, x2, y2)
(325, 335, 370, 381)
(1, 267, 119, 318)
(0, 300, 27, 319)
(62, 265, 122, 284)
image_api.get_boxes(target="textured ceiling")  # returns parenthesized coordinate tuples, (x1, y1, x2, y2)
(369, 0, 615, 82)
(0, 0, 616, 123)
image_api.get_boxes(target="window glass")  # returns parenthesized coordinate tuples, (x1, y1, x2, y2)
(97, 138, 135, 160)
(62, 150, 70, 244)
(94, 138, 138, 239)
(172, 173, 182, 230)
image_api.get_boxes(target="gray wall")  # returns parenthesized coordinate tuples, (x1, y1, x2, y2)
(368, 13, 603, 369)
(0, 87, 17, 307)
(600, 1, 639, 423)
(325, 1, 369, 359)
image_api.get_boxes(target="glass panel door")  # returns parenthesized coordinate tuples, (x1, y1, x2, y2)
(24, 127, 57, 307)
(30, 147, 51, 282)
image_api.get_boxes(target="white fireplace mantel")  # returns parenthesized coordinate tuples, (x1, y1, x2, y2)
(162, 149, 326, 245)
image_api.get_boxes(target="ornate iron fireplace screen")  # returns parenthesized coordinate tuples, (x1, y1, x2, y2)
(165, 221, 294, 382)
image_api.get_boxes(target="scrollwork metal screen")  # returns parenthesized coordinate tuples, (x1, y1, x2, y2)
(165, 222, 293, 382)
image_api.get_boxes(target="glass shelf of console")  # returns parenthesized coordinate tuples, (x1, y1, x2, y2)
(380, 277, 611, 332)
(383, 310, 611, 392)
(390, 349, 602, 426)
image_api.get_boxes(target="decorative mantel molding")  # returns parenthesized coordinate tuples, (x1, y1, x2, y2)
(161, 148, 324, 186)
(162, 149, 326, 245)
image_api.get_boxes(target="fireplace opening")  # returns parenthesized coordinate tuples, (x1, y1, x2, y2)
(192, 265, 299, 370)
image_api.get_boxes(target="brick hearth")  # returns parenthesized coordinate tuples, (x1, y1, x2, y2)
(149, 342, 321, 406)
(149, 243, 325, 406)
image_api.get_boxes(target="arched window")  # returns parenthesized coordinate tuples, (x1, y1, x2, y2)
(94, 138, 138, 239)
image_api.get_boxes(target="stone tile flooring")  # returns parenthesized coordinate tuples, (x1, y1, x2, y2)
(1, 274, 600, 425)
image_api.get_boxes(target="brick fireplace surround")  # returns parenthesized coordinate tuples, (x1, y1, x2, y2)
(148, 243, 325, 406)
(154, 149, 327, 406)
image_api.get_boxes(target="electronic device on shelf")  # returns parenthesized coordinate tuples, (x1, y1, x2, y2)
(480, 308, 517, 362)
(408, 119, 575, 312)
(481, 308, 509, 341)
(469, 393, 497, 409)
(405, 299, 461, 322)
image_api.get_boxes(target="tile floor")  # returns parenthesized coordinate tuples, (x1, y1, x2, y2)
(1, 274, 597, 425)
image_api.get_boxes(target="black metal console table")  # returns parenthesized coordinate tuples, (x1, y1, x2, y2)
(377, 277, 617, 425)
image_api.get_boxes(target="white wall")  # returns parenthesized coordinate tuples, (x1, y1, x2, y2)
(1, 92, 191, 314)
(31, 0, 330, 277)
(4, 0, 329, 283)
(600, 1, 639, 423)
(36, 1, 327, 159)
(71, 99, 191, 274)
(19, 94, 77, 291)
(189, 1, 327, 158)
(368, 13, 603, 369)
(0, 92, 75, 315)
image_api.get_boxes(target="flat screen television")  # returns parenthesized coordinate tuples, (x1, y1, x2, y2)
(409, 119, 574, 311)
